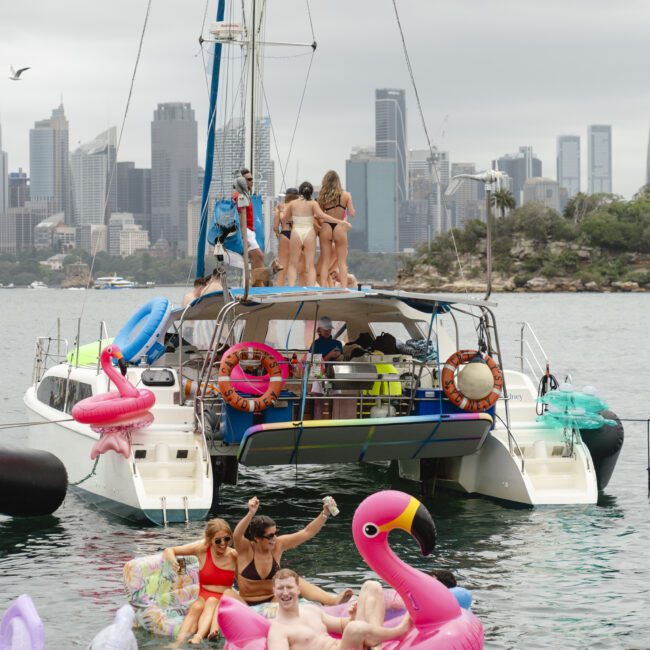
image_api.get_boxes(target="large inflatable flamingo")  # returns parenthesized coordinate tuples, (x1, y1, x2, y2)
(217, 490, 482, 649)
(71, 345, 155, 460)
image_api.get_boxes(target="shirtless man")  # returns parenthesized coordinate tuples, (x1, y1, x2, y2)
(267, 569, 411, 650)
(183, 277, 207, 306)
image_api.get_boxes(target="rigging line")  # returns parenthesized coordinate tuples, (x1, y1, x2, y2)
(305, 0, 316, 42)
(390, 0, 470, 293)
(79, 0, 154, 321)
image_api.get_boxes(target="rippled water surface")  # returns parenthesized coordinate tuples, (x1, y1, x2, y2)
(1, 289, 649, 649)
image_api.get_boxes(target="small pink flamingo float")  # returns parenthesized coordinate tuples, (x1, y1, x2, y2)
(217, 490, 483, 649)
(72, 344, 155, 460)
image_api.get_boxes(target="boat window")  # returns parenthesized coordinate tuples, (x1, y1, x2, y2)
(266, 320, 348, 351)
(64, 380, 93, 414)
(36, 376, 67, 411)
(368, 322, 413, 342)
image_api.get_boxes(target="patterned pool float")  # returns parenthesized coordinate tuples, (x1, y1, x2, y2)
(122, 553, 199, 637)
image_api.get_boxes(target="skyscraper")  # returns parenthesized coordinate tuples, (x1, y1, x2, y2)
(29, 104, 70, 221)
(210, 116, 275, 200)
(346, 147, 396, 253)
(556, 135, 580, 199)
(8, 169, 29, 209)
(496, 146, 542, 206)
(375, 89, 407, 204)
(69, 128, 117, 226)
(587, 125, 612, 194)
(151, 103, 198, 254)
(0, 123, 8, 215)
(116, 162, 152, 235)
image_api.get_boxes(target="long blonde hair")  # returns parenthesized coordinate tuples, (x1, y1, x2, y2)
(318, 170, 343, 209)
(203, 518, 232, 545)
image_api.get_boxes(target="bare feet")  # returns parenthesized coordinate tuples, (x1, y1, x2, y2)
(188, 633, 203, 645)
(333, 588, 354, 605)
(207, 629, 221, 641)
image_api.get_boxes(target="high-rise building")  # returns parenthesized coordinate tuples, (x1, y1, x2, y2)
(29, 104, 70, 221)
(523, 177, 561, 212)
(346, 148, 396, 253)
(0, 124, 8, 215)
(450, 163, 485, 228)
(210, 118, 275, 199)
(151, 103, 198, 254)
(496, 146, 542, 206)
(70, 128, 117, 226)
(375, 89, 407, 204)
(405, 149, 434, 249)
(9, 169, 30, 208)
(556, 135, 580, 200)
(115, 162, 152, 236)
(76, 224, 107, 254)
(587, 125, 612, 194)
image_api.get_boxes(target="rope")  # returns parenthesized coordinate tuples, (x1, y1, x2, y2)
(0, 418, 75, 431)
(390, 0, 469, 291)
(79, 0, 153, 320)
(69, 457, 100, 486)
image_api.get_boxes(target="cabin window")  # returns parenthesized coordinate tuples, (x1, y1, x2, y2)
(36, 376, 92, 413)
(36, 376, 67, 411)
(368, 322, 413, 342)
(265, 320, 348, 351)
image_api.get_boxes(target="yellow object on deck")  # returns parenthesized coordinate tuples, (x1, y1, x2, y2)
(366, 363, 402, 397)
(67, 338, 113, 366)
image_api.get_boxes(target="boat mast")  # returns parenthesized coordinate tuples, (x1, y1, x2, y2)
(244, 0, 262, 179)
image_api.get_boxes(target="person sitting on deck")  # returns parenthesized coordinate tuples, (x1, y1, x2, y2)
(183, 277, 207, 306)
(309, 316, 343, 362)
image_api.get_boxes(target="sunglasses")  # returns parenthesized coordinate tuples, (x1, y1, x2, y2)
(244, 176, 253, 181)
(260, 531, 278, 540)
(214, 535, 232, 545)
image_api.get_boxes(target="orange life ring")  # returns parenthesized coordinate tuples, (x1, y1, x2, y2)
(218, 344, 285, 412)
(441, 349, 503, 412)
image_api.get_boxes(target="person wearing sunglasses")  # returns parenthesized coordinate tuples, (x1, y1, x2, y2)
(232, 496, 353, 607)
(163, 518, 237, 645)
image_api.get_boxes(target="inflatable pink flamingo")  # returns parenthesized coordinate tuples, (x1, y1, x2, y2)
(352, 490, 482, 649)
(71, 344, 155, 460)
(217, 490, 482, 650)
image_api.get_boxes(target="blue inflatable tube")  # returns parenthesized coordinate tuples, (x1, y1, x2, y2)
(113, 297, 171, 365)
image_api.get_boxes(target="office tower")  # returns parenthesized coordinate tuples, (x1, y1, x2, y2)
(556, 135, 581, 199)
(1, 202, 51, 253)
(151, 103, 198, 254)
(0, 124, 7, 215)
(108, 212, 135, 255)
(115, 162, 152, 235)
(404, 149, 434, 250)
(449, 163, 485, 228)
(70, 128, 117, 226)
(587, 125, 612, 194)
(375, 89, 407, 204)
(496, 146, 542, 206)
(346, 147, 396, 253)
(29, 104, 70, 221)
(9, 169, 30, 208)
(523, 177, 561, 212)
(210, 117, 275, 200)
(76, 224, 108, 254)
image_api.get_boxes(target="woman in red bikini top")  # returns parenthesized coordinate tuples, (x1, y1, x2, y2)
(232, 496, 353, 607)
(317, 170, 355, 289)
(163, 517, 237, 645)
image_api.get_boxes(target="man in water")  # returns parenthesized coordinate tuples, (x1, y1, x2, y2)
(309, 316, 343, 362)
(267, 569, 411, 650)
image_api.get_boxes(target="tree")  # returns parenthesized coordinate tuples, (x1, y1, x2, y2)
(490, 189, 516, 218)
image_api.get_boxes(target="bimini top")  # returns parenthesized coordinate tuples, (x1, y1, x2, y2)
(174, 285, 496, 323)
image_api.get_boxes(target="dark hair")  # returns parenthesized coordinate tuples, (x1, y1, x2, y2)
(245, 515, 277, 540)
(430, 569, 457, 588)
(240, 167, 251, 176)
(193, 277, 207, 288)
(272, 568, 299, 585)
(298, 181, 313, 201)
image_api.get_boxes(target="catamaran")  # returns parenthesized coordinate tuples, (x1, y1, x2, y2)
(23, 1, 622, 524)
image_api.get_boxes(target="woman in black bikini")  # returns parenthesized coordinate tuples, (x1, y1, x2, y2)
(232, 496, 353, 606)
(317, 170, 355, 288)
(273, 188, 299, 286)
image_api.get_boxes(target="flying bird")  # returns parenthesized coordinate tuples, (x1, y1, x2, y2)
(9, 65, 30, 81)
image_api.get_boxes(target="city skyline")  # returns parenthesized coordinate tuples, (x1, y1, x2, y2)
(1, 1, 649, 201)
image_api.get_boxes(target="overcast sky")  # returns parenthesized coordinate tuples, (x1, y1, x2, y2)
(1, 0, 649, 199)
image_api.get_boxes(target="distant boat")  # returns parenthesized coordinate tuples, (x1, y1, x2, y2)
(28, 281, 48, 290)
(94, 276, 136, 290)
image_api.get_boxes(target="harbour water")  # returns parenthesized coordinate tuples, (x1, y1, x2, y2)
(1, 289, 649, 649)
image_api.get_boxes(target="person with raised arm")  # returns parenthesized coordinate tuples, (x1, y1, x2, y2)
(232, 496, 353, 606)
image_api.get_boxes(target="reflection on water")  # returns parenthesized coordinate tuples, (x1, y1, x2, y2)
(0, 291, 649, 648)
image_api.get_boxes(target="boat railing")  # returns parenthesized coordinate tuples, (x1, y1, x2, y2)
(517, 321, 549, 378)
(32, 336, 69, 384)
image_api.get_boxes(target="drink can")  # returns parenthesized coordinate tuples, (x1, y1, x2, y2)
(177, 557, 187, 574)
(322, 496, 340, 517)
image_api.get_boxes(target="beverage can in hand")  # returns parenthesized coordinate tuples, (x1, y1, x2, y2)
(322, 496, 340, 517)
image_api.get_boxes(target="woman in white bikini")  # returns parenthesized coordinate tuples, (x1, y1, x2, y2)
(317, 170, 355, 288)
(283, 181, 350, 286)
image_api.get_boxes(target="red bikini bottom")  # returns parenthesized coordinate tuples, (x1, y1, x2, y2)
(199, 588, 225, 602)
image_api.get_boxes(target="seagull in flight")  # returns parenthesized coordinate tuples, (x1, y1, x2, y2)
(9, 65, 30, 81)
